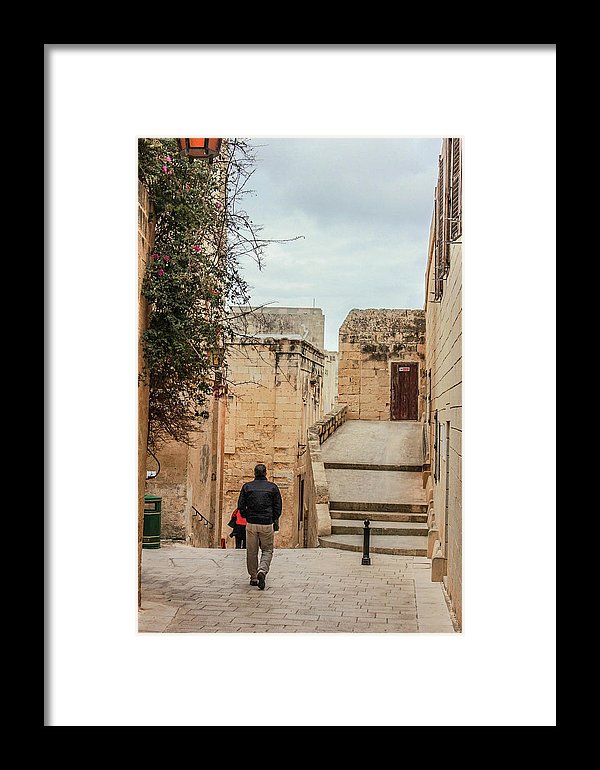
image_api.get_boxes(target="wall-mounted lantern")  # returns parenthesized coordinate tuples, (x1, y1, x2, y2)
(178, 138, 222, 163)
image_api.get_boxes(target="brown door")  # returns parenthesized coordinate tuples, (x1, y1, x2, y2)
(390, 362, 419, 420)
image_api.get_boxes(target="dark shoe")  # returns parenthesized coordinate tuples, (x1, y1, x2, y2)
(257, 572, 266, 590)
(250, 579, 258, 586)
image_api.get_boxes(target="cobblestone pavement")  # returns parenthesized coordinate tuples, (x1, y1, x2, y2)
(139, 543, 457, 633)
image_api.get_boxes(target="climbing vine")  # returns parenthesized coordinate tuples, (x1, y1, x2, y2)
(139, 137, 292, 453)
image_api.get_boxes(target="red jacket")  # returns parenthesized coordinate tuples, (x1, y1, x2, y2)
(229, 508, 247, 526)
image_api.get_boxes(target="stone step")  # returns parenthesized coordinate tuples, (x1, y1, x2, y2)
(319, 534, 428, 557)
(331, 520, 428, 537)
(330, 509, 428, 523)
(325, 469, 426, 510)
(324, 462, 423, 472)
(330, 500, 428, 514)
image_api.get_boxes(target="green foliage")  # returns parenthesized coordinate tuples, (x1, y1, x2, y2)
(139, 138, 249, 452)
(139, 137, 302, 453)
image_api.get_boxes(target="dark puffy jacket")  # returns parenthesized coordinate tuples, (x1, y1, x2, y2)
(237, 477, 282, 525)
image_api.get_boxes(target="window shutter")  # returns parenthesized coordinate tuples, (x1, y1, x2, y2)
(437, 154, 445, 269)
(450, 139, 462, 241)
(433, 182, 440, 300)
(433, 153, 445, 300)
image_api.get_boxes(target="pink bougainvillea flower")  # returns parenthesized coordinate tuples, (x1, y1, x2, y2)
(151, 253, 159, 260)
(168, 170, 173, 175)
(162, 165, 168, 173)
(158, 268, 165, 277)
(164, 255, 170, 262)
(165, 156, 172, 162)
(215, 202, 222, 209)
(192, 245, 202, 253)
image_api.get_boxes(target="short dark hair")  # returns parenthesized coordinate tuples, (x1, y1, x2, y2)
(254, 463, 267, 479)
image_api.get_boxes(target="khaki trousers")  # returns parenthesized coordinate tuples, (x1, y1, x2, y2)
(246, 523, 274, 579)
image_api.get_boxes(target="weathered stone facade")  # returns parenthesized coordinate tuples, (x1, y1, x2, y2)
(423, 138, 462, 629)
(138, 181, 153, 606)
(322, 351, 339, 414)
(338, 309, 426, 421)
(235, 306, 325, 350)
(144, 397, 226, 549)
(140, 144, 228, 554)
(222, 335, 324, 549)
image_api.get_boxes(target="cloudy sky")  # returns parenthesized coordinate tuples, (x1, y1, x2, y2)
(235, 137, 442, 351)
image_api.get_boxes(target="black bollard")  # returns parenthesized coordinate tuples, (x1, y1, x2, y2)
(361, 519, 371, 565)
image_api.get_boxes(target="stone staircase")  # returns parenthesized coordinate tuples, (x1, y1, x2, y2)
(317, 422, 427, 557)
(319, 478, 428, 556)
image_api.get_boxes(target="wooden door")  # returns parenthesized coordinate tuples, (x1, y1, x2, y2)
(390, 362, 419, 421)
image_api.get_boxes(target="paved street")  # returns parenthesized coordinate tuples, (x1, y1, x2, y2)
(139, 542, 457, 633)
(321, 420, 423, 466)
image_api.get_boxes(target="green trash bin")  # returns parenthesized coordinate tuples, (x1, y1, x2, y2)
(143, 494, 162, 549)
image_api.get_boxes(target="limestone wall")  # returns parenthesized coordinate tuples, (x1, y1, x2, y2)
(232, 306, 325, 351)
(304, 404, 348, 547)
(338, 309, 426, 421)
(140, 151, 228, 552)
(322, 351, 339, 414)
(144, 397, 226, 548)
(145, 441, 188, 540)
(223, 337, 325, 548)
(424, 241, 462, 627)
(138, 181, 153, 605)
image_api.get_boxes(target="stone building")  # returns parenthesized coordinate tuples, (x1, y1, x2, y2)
(422, 137, 462, 628)
(322, 351, 339, 414)
(144, 403, 227, 549)
(337, 309, 426, 421)
(233, 307, 335, 408)
(237, 305, 325, 350)
(222, 308, 326, 549)
(137, 181, 153, 606)
(142, 300, 329, 552)
(139, 140, 228, 563)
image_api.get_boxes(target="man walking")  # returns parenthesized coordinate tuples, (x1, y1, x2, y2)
(237, 463, 282, 590)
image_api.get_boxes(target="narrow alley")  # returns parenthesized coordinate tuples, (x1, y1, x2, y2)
(139, 421, 456, 633)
